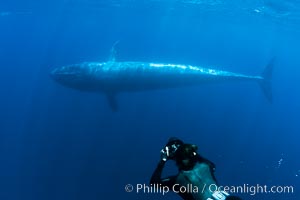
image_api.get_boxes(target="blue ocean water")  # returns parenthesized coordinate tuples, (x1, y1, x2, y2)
(0, 0, 300, 199)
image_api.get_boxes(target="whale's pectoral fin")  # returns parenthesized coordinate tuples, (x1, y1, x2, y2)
(106, 93, 119, 112)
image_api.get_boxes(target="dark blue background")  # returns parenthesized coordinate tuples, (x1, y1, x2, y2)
(0, 0, 299, 199)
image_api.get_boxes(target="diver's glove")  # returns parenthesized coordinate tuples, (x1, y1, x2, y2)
(207, 190, 230, 200)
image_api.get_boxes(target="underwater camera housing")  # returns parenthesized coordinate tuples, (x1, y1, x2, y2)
(163, 138, 184, 160)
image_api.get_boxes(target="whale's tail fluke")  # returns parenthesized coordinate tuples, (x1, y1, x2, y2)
(259, 57, 275, 103)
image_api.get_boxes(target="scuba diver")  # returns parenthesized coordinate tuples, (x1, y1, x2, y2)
(150, 137, 242, 200)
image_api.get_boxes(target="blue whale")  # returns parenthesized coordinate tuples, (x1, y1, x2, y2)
(51, 46, 274, 111)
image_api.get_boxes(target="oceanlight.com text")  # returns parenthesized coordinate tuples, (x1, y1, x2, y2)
(210, 184, 294, 196)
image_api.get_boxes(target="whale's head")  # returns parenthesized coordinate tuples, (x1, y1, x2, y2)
(50, 63, 96, 91)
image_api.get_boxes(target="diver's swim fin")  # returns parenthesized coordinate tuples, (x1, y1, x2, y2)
(258, 57, 275, 103)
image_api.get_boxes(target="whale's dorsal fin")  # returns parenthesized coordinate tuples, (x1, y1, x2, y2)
(108, 41, 120, 62)
(106, 93, 118, 112)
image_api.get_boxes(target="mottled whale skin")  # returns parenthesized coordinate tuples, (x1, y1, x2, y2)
(51, 57, 274, 111)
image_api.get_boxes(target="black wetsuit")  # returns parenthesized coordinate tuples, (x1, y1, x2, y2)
(150, 155, 218, 200)
(150, 155, 242, 200)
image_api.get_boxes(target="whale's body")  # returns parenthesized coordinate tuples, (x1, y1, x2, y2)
(52, 61, 264, 90)
(51, 59, 274, 111)
(50, 46, 274, 111)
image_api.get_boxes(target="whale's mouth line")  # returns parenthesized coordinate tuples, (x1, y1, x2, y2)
(51, 68, 81, 76)
(53, 72, 79, 75)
